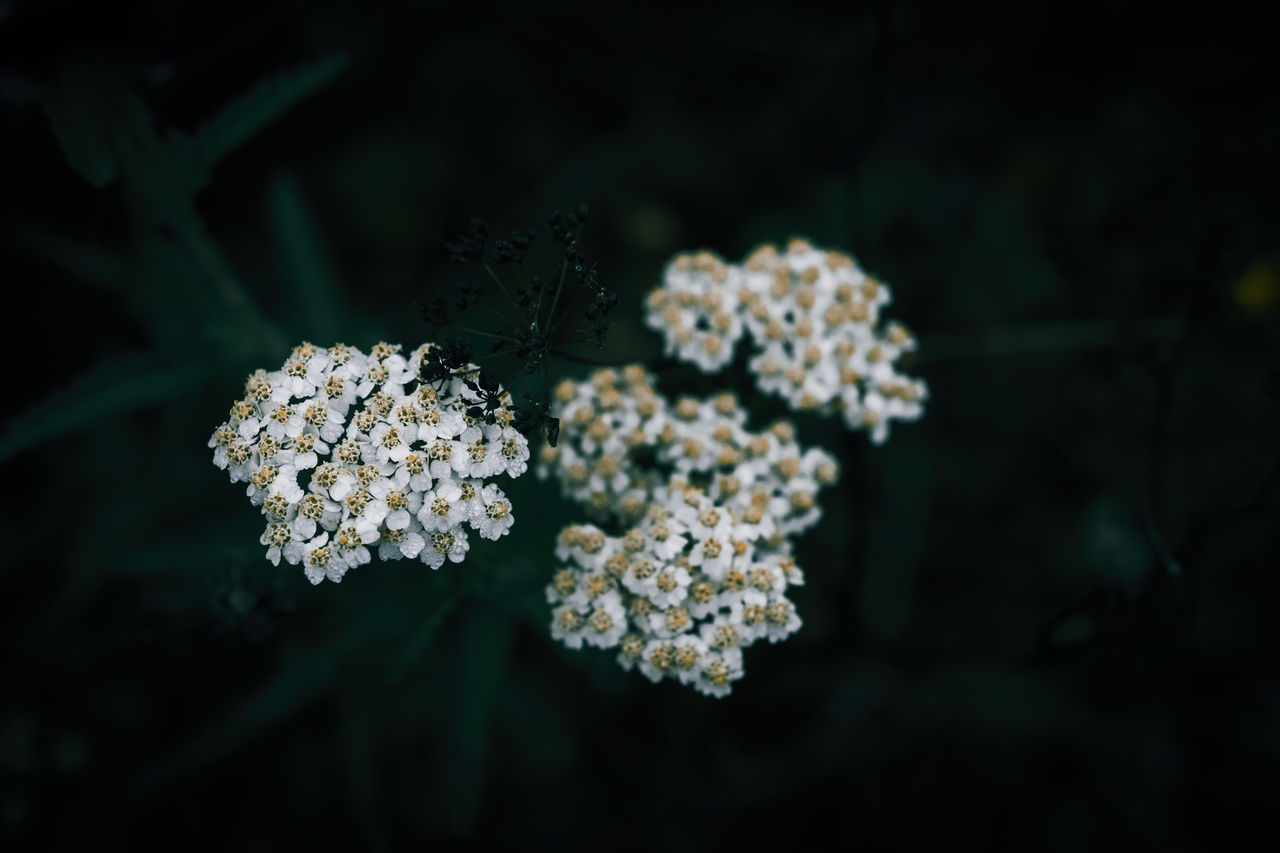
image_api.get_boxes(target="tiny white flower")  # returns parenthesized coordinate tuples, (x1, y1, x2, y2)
(279, 430, 328, 470)
(472, 483, 514, 541)
(297, 397, 345, 444)
(762, 597, 802, 643)
(581, 589, 627, 649)
(259, 401, 305, 442)
(415, 405, 465, 443)
(637, 640, 674, 684)
(551, 603, 589, 649)
(449, 426, 502, 479)
(332, 522, 377, 570)
(382, 351, 414, 388)
(300, 532, 346, 584)
(368, 471, 420, 531)
(390, 451, 432, 493)
(421, 526, 469, 570)
(699, 615, 745, 654)
(694, 647, 744, 698)
(423, 436, 463, 480)
(290, 491, 342, 540)
(641, 565, 691, 609)
(377, 516, 427, 561)
(268, 464, 306, 503)
(244, 462, 281, 506)
(417, 478, 468, 531)
(731, 589, 771, 644)
(646, 603, 695, 639)
(661, 634, 704, 685)
(369, 421, 411, 464)
(259, 521, 301, 567)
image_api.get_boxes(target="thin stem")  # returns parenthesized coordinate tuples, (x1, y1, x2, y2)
(520, 262, 543, 325)
(452, 324, 509, 341)
(545, 257, 569, 334)
(547, 289, 586, 339)
(478, 298, 521, 331)
(483, 263, 524, 324)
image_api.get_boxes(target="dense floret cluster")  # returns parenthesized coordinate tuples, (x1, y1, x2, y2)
(538, 366, 838, 696)
(644, 239, 928, 443)
(209, 342, 529, 583)
(206, 232, 924, 701)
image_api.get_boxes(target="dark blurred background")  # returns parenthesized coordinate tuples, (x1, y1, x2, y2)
(2, 0, 1277, 849)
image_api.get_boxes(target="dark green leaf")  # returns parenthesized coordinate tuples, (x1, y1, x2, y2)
(44, 84, 118, 187)
(14, 226, 130, 290)
(0, 356, 214, 465)
(268, 171, 346, 341)
(389, 588, 460, 680)
(127, 618, 379, 801)
(441, 605, 514, 834)
(191, 54, 349, 170)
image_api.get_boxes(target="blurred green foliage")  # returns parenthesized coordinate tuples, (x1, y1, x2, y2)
(1, 0, 1277, 849)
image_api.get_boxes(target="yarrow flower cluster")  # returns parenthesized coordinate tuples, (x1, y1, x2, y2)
(538, 366, 838, 697)
(205, 224, 924, 702)
(644, 238, 928, 444)
(209, 342, 529, 584)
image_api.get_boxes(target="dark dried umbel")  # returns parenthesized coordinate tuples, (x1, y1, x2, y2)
(511, 393, 559, 448)
(421, 205, 611, 448)
(444, 217, 489, 264)
(461, 369, 507, 424)
(417, 337, 474, 384)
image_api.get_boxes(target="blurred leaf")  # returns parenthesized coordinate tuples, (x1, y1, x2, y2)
(441, 605, 514, 835)
(1084, 497, 1154, 593)
(132, 212, 286, 360)
(41, 81, 288, 355)
(494, 673, 577, 774)
(128, 614, 381, 800)
(860, 440, 933, 642)
(43, 77, 119, 187)
(0, 73, 41, 105)
(190, 54, 349, 170)
(53, 86, 288, 357)
(337, 668, 387, 852)
(168, 211, 286, 356)
(0, 356, 213, 465)
(1049, 614, 1097, 647)
(111, 539, 247, 578)
(13, 227, 130, 290)
(389, 587, 460, 680)
(268, 171, 346, 341)
(899, 664, 1090, 736)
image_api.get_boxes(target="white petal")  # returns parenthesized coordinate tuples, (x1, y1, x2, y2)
(401, 532, 425, 559)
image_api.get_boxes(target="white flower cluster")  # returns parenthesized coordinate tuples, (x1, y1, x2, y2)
(208, 342, 529, 584)
(644, 239, 928, 444)
(538, 366, 838, 697)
